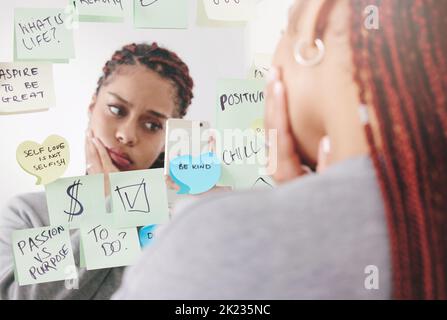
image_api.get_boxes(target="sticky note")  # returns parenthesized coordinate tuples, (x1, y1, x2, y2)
(247, 53, 272, 80)
(134, 0, 188, 29)
(14, 8, 75, 62)
(80, 218, 141, 270)
(0, 62, 55, 114)
(16, 135, 69, 185)
(202, 0, 255, 22)
(169, 152, 221, 194)
(138, 224, 157, 248)
(216, 79, 273, 189)
(196, 0, 246, 28)
(110, 168, 169, 228)
(247, 64, 268, 80)
(74, 0, 125, 23)
(45, 174, 106, 229)
(12, 225, 77, 286)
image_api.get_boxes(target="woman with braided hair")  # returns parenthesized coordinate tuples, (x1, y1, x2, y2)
(114, 0, 447, 299)
(86, 42, 194, 192)
(0, 42, 194, 299)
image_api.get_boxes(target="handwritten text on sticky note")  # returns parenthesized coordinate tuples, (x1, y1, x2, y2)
(0, 63, 55, 114)
(203, 0, 255, 21)
(12, 225, 77, 286)
(16, 135, 69, 185)
(110, 168, 169, 228)
(80, 221, 141, 270)
(45, 174, 106, 229)
(14, 8, 75, 61)
(216, 79, 272, 189)
(169, 152, 221, 195)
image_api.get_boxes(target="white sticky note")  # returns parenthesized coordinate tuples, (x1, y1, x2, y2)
(202, 0, 255, 21)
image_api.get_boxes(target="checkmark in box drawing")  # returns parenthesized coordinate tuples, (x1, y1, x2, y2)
(114, 179, 150, 214)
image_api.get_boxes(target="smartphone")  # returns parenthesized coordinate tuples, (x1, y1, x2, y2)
(164, 119, 211, 176)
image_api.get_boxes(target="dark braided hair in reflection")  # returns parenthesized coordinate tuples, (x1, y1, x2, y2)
(97, 42, 194, 117)
(96, 42, 194, 168)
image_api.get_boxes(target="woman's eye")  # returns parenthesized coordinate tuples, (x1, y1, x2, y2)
(144, 121, 162, 132)
(108, 105, 124, 116)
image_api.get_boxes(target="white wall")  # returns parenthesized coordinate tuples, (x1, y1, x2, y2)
(0, 0, 291, 209)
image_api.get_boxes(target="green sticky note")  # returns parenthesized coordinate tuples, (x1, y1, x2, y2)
(12, 225, 77, 286)
(45, 174, 106, 229)
(14, 27, 69, 64)
(196, 0, 246, 28)
(110, 168, 169, 228)
(80, 217, 141, 270)
(14, 8, 75, 62)
(134, 0, 188, 29)
(0, 62, 56, 115)
(216, 79, 273, 189)
(202, 0, 255, 22)
(74, 0, 125, 23)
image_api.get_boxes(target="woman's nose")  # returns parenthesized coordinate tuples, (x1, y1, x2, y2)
(116, 120, 138, 146)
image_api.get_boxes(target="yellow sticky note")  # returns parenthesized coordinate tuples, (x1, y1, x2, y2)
(202, 0, 255, 22)
(0, 62, 55, 115)
(16, 134, 70, 185)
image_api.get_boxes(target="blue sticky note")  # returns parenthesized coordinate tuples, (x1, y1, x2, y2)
(169, 152, 221, 195)
(138, 224, 157, 248)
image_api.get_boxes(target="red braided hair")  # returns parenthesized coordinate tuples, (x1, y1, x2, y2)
(346, 0, 447, 299)
(314, 0, 447, 299)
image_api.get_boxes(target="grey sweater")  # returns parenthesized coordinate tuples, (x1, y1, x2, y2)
(113, 156, 392, 299)
(0, 192, 123, 300)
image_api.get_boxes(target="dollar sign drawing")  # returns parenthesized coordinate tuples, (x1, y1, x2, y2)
(64, 179, 84, 222)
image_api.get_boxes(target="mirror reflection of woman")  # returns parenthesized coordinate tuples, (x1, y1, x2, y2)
(0, 42, 194, 299)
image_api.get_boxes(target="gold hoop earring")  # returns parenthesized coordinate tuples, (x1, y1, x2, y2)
(294, 39, 325, 67)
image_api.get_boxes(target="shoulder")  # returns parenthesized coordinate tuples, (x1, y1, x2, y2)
(119, 156, 391, 299)
(171, 156, 384, 234)
(0, 192, 49, 229)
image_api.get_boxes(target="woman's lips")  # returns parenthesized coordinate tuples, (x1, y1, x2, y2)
(107, 148, 133, 171)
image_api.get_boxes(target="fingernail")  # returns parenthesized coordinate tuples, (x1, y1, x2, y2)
(267, 67, 279, 83)
(322, 136, 331, 154)
(92, 137, 98, 146)
(273, 81, 283, 96)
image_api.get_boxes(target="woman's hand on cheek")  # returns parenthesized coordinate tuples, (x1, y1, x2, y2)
(88, 134, 119, 197)
(165, 175, 180, 191)
(85, 128, 104, 175)
(265, 67, 305, 184)
(91, 136, 119, 174)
